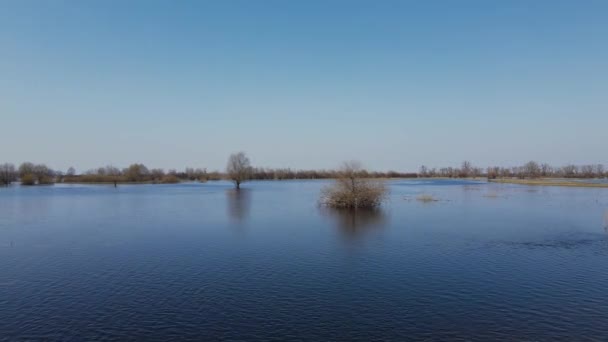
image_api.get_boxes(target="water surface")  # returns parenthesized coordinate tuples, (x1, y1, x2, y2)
(1, 180, 608, 341)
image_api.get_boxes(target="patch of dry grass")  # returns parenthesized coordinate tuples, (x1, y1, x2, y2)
(483, 192, 500, 198)
(416, 194, 439, 203)
(20, 174, 36, 185)
(159, 175, 180, 184)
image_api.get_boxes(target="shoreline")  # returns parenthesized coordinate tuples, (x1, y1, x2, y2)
(489, 178, 608, 188)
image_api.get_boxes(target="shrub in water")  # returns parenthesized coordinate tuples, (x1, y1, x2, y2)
(320, 161, 387, 209)
(21, 174, 36, 186)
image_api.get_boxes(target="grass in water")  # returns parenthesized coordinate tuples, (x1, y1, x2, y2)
(483, 192, 500, 198)
(416, 194, 439, 203)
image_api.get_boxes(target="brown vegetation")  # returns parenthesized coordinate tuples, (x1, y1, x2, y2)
(61, 164, 210, 184)
(159, 175, 180, 184)
(320, 161, 387, 209)
(20, 174, 36, 185)
(18, 162, 55, 185)
(416, 194, 439, 203)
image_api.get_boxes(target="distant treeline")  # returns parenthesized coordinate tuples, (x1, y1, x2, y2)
(0, 162, 417, 186)
(248, 168, 417, 180)
(419, 161, 607, 179)
(1, 160, 606, 186)
(0, 162, 54, 186)
(63, 165, 220, 184)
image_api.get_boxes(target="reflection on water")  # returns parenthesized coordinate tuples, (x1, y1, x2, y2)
(604, 210, 608, 231)
(321, 207, 387, 239)
(226, 189, 251, 222)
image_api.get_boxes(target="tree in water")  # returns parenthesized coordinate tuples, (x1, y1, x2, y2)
(226, 152, 251, 190)
(320, 161, 387, 209)
(0, 163, 17, 186)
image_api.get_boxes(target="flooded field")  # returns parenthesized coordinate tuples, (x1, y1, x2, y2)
(1, 179, 608, 340)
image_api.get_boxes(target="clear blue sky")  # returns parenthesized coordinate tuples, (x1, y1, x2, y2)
(1, 1, 606, 172)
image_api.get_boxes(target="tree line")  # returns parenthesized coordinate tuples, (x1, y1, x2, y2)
(1, 162, 55, 186)
(0, 157, 417, 187)
(419, 161, 608, 179)
(0, 162, 217, 186)
(1, 158, 606, 186)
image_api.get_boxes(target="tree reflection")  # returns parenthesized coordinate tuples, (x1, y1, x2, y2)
(226, 189, 251, 223)
(603, 209, 608, 232)
(321, 207, 387, 239)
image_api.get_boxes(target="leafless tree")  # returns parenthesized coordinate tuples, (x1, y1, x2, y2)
(320, 161, 387, 209)
(595, 164, 605, 178)
(150, 168, 166, 181)
(419, 165, 428, 178)
(486, 166, 500, 179)
(66, 167, 76, 176)
(460, 161, 473, 178)
(561, 164, 578, 178)
(0, 163, 17, 186)
(580, 165, 595, 178)
(226, 152, 251, 189)
(523, 161, 541, 178)
(540, 163, 552, 177)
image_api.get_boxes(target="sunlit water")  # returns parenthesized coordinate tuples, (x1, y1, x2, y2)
(1, 180, 608, 341)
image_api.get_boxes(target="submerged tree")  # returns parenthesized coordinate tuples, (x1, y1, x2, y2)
(320, 161, 387, 209)
(226, 152, 251, 189)
(18, 162, 54, 185)
(0, 163, 17, 186)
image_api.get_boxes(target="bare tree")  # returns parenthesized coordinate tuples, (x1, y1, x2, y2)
(0, 163, 17, 186)
(561, 164, 578, 178)
(419, 165, 428, 178)
(486, 166, 500, 179)
(595, 164, 605, 178)
(226, 152, 251, 189)
(540, 163, 552, 177)
(523, 161, 541, 178)
(149, 168, 166, 182)
(460, 161, 473, 178)
(66, 167, 76, 176)
(580, 165, 595, 178)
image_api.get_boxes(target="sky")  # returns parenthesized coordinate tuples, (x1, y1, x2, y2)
(1, 0, 607, 172)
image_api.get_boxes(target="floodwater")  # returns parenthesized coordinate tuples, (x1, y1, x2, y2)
(1, 179, 608, 341)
